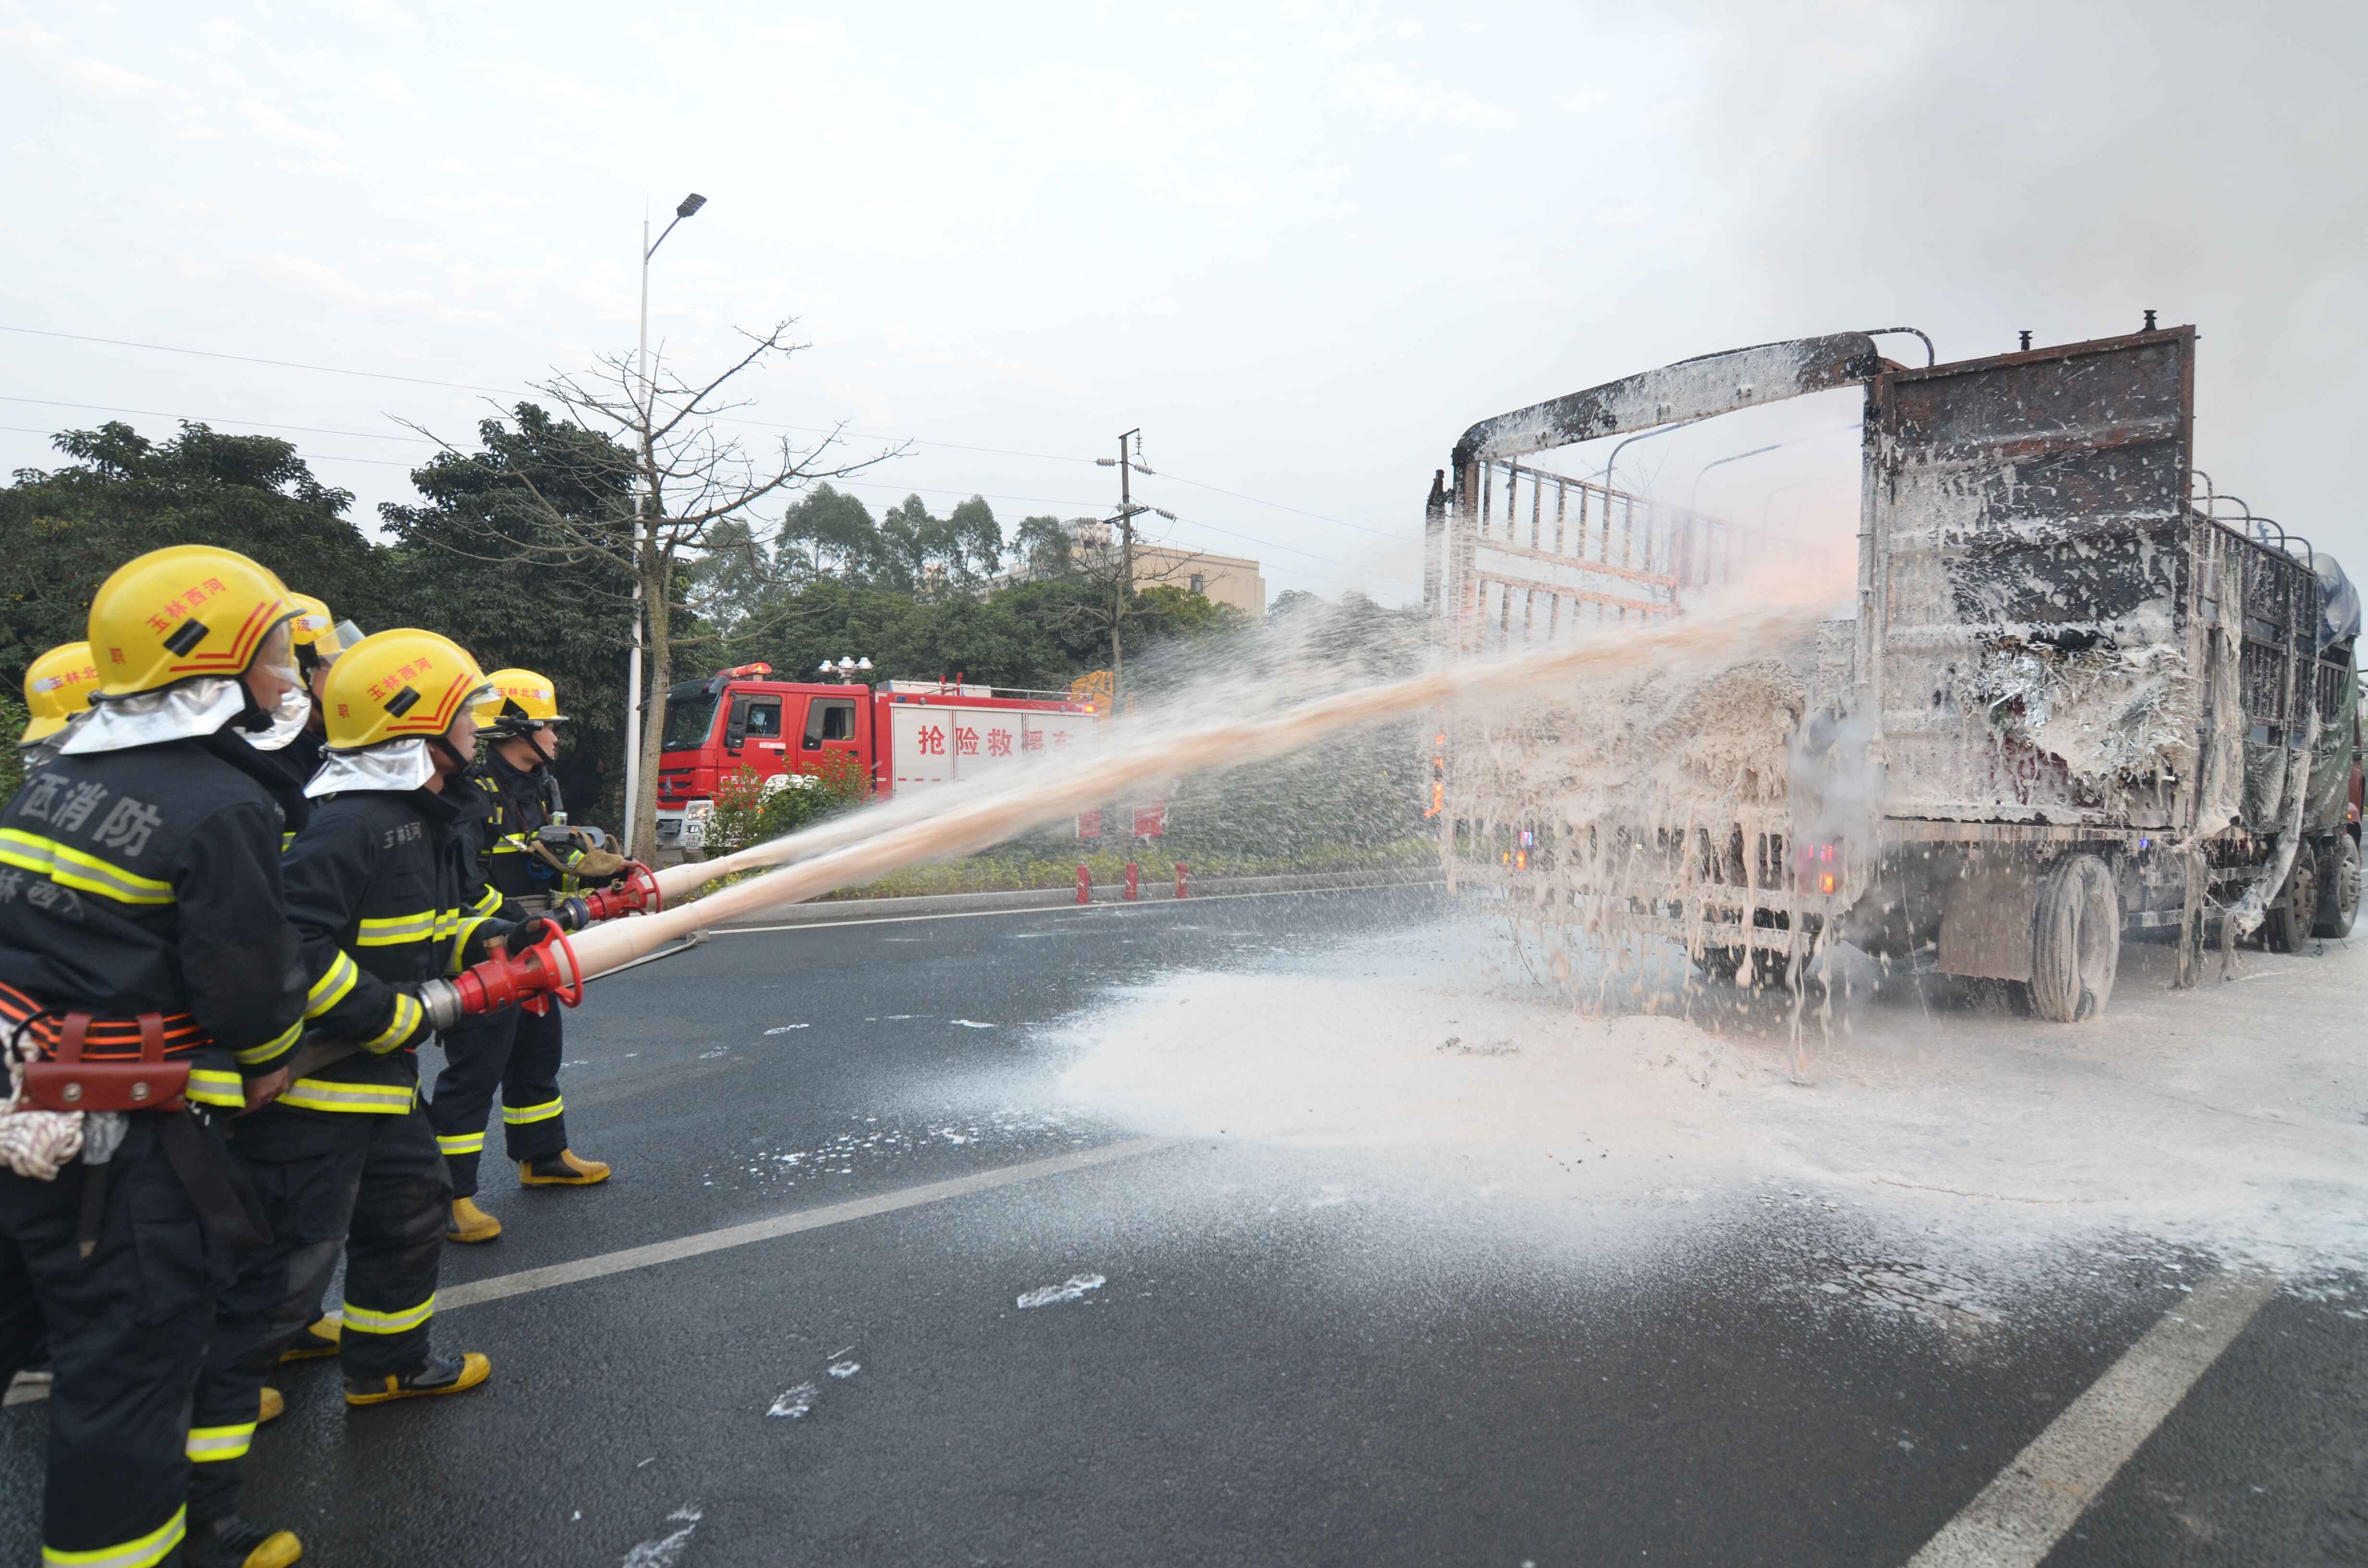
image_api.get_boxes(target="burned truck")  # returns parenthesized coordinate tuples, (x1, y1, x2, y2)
(1427, 324, 2363, 1020)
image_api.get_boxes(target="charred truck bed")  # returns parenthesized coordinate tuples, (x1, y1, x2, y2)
(1429, 325, 2363, 1021)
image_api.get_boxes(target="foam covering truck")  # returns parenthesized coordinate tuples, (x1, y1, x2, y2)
(653, 665, 1099, 851)
(1427, 324, 2363, 1019)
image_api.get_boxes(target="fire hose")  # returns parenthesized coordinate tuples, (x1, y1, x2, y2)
(411, 604, 1821, 1017)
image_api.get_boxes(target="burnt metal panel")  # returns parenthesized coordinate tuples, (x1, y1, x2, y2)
(1866, 329, 2197, 827)
(1450, 333, 1885, 477)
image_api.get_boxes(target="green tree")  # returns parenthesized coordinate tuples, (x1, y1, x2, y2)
(379, 404, 641, 827)
(0, 422, 382, 678)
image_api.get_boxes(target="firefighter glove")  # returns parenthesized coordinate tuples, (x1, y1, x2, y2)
(509, 915, 565, 952)
(571, 845, 634, 883)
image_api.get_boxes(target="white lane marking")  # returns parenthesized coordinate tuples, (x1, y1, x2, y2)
(584, 932, 707, 983)
(1903, 1267, 2276, 1568)
(439, 1137, 1172, 1312)
(710, 881, 1444, 935)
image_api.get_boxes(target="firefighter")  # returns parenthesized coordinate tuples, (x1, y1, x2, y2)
(0, 545, 310, 1568)
(266, 594, 351, 1368)
(429, 669, 623, 1242)
(16, 640, 102, 760)
(273, 594, 349, 796)
(184, 628, 523, 1542)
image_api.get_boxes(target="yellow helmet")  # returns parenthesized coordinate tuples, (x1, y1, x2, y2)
(87, 545, 298, 698)
(288, 592, 352, 670)
(322, 629, 493, 752)
(472, 668, 567, 738)
(20, 642, 102, 744)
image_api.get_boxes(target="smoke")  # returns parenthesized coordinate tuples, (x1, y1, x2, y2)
(1649, 0, 2368, 566)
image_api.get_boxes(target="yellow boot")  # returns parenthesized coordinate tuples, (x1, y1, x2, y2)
(345, 1350, 491, 1407)
(187, 1514, 301, 1568)
(519, 1148, 610, 1187)
(446, 1196, 502, 1243)
(278, 1318, 339, 1362)
(259, 1386, 284, 1424)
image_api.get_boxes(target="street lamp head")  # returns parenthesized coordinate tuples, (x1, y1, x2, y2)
(677, 193, 708, 219)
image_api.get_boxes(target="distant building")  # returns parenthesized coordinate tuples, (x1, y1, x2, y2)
(1131, 543, 1265, 617)
(1058, 519, 1266, 617)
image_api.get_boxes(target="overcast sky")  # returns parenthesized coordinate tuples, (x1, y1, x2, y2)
(5, 1, 2359, 606)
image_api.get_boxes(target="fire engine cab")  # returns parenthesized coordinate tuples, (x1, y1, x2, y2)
(652, 662, 1101, 850)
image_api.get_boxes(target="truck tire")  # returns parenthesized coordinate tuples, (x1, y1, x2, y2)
(2314, 833, 2361, 939)
(2029, 854, 2118, 1022)
(2265, 846, 2319, 953)
(1697, 946, 1748, 984)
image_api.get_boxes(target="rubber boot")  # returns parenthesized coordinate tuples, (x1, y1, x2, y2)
(259, 1386, 284, 1424)
(188, 1513, 302, 1568)
(447, 1196, 503, 1242)
(345, 1349, 492, 1407)
(520, 1148, 611, 1187)
(279, 1317, 340, 1362)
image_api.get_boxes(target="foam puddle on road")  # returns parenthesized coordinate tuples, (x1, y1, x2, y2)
(1045, 912, 2368, 1293)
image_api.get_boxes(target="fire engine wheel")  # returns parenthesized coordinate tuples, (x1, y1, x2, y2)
(2029, 854, 2119, 1023)
(2313, 833, 2361, 939)
(2265, 848, 2319, 954)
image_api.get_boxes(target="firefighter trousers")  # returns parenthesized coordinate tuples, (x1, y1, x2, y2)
(426, 1002, 567, 1198)
(187, 1096, 450, 1526)
(0, 1115, 223, 1568)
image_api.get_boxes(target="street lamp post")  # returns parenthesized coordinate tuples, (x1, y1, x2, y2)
(623, 191, 706, 858)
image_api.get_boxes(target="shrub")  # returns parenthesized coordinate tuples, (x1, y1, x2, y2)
(699, 756, 872, 854)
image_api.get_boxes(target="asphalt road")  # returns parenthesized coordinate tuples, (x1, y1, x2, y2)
(2, 888, 2362, 1566)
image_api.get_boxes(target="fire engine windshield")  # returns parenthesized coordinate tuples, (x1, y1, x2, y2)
(662, 690, 720, 750)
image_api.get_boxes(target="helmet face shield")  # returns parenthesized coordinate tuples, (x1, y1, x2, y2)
(244, 678, 314, 751)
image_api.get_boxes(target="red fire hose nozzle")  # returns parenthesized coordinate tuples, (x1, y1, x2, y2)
(445, 930, 589, 1017)
(560, 862, 663, 929)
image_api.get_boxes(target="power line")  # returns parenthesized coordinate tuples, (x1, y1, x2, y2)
(0, 324, 522, 395)
(0, 325, 1401, 570)
(1154, 470, 1399, 538)
(0, 394, 436, 444)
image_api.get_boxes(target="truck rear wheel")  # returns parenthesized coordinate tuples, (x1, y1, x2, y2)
(2265, 847, 2319, 953)
(2313, 834, 2360, 939)
(2029, 854, 2118, 1022)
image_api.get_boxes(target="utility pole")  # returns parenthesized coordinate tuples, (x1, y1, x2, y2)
(623, 191, 706, 857)
(1094, 429, 1171, 710)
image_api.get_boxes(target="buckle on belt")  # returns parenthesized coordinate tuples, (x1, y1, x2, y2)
(23, 1013, 190, 1114)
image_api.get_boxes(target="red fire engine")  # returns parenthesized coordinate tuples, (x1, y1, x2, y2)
(651, 662, 1103, 851)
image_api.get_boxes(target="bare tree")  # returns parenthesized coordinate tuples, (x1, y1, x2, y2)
(1059, 512, 1207, 708)
(406, 322, 899, 854)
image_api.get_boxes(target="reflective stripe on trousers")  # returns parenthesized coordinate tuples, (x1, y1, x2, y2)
(183, 1419, 255, 1463)
(42, 1506, 185, 1568)
(341, 1292, 435, 1335)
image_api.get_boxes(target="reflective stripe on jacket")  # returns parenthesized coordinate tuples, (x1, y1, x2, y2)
(279, 784, 506, 1113)
(0, 731, 307, 1087)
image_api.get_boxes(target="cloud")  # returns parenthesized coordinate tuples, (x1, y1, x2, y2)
(752, 20, 844, 48)
(54, 55, 168, 98)
(853, 199, 915, 216)
(1337, 61, 1502, 125)
(364, 69, 408, 102)
(239, 99, 342, 150)
(510, 68, 610, 114)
